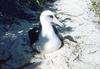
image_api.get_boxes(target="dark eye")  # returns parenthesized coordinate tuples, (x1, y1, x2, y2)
(49, 15, 53, 18)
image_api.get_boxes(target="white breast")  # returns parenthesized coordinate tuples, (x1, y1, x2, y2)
(34, 10, 62, 53)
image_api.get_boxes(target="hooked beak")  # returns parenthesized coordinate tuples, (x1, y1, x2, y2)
(52, 16, 65, 28)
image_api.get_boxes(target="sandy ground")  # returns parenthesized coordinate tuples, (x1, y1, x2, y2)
(31, 0, 100, 69)
(0, 0, 100, 69)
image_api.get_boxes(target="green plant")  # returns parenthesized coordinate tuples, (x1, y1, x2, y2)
(91, 1, 100, 17)
(91, 1, 100, 23)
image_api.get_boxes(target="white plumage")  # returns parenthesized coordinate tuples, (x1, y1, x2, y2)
(33, 10, 64, 53)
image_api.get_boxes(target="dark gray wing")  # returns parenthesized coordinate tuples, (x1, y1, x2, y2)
(28, 26, 41, 46)
(28, 26, 41, 53)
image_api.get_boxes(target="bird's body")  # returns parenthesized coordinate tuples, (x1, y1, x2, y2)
(31, 10, 64, 54)
(36, 25, 62, 53)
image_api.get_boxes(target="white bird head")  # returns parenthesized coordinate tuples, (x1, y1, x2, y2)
(40, 10, 64, 27)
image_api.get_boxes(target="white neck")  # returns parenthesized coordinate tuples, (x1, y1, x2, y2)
(40, 16, 55, 37)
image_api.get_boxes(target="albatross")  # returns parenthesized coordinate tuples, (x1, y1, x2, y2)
(30, 10, 64, 54)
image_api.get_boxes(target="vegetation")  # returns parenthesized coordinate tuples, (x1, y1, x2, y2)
(91, 0, 100, 23)
(0, 0, 57, 24)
